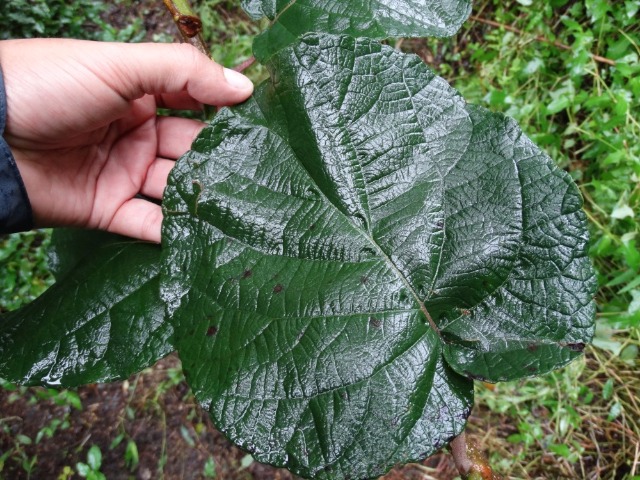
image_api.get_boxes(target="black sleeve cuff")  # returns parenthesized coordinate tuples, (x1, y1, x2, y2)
(0, 64, 33, 235)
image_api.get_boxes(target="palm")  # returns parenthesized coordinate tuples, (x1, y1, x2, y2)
(9, 93, 198, 241)
(1, 39, 252, 242)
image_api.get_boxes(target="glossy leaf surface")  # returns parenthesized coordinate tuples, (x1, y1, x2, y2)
(0, 242, 172, 387)
(162, 34, 595, 479)
(48, 228, 130, 279)
(242, 0, 472, 61)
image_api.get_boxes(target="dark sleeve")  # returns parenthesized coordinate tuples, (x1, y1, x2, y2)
(0, 64, 33, 234)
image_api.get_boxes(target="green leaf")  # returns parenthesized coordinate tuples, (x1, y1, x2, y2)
(87, 445, 102, 471)
(0, 242, 173, 387)
(76, 462, 90, 477)
(602, 378, 614, 400)
(611, 203, 634, 220)
(242, 0, 472, 61)
(109, 433, 125, 450)
(548, 443, 571, 458)
(124, 439, 139, 470)
(608, 401, 622, 421)
(16, 433, 32, 445)
(48, 228, 130, 280)
(240, 454, 254, 470)
(203, 456, 216, 477)
(162, 34, 595, 479)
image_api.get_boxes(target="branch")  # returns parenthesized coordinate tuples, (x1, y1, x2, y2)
(451, 432, 502, 480)
(469, 15, 615, 66)
(233, 56, 256, 73)
(163, 0, 209, 57)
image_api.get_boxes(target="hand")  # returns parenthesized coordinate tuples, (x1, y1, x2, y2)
(0, 38, 254, 242)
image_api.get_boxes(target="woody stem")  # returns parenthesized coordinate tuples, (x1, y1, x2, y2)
(162, 0, 209, 56)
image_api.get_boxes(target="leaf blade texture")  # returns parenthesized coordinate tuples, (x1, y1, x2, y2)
(48, 228, 132, 279)
(242, 0, 472, 61)
(162, 33, 595, 479)
(0, 242, 173, 387)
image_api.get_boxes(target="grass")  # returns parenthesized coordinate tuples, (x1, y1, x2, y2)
(1, 0, 639, 478)
(0, 231, 53, 314)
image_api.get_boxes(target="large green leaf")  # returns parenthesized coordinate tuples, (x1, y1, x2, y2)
(162, 34, 595, 479)
(242, 0, 472, 61)
(0, 241, 172, 387)
(48, 228, 131, 280)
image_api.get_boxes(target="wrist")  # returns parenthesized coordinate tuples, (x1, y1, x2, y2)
(0, 64, 32, 234)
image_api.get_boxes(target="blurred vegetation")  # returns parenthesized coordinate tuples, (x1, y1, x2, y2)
(0, 0, 145, 42)
(1, 0, 639, 478)
(194, 0, 267, 82)
(0, 231, 53, 314)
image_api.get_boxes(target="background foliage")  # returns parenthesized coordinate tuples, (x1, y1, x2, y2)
(0, 0, 638, 478)
(0, 0, 145, 42)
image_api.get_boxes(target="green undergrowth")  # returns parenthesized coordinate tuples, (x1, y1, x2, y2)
(0, 231, 54, 314)
(0, 0, 145, 42)
(194, 0, 267, 83)
(1, 0, 639, 479)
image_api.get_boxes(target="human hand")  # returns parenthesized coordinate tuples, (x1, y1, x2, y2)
(0, 38, 254, 242)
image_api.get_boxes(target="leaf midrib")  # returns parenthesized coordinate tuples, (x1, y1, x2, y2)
(361, 231, 440, 332)
(261, 43, 444, 334)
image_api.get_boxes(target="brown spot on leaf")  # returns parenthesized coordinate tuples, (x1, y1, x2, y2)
(527, 343, 539, 352)
(369, 317, 382, 328)
(273, 284, 284, 294)
(206, 326, 218, 337)
(241, 269, 253, 279)
(360, 275, 369, 285)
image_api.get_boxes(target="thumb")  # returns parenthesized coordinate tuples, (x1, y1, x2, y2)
(101, 41, 254, 106)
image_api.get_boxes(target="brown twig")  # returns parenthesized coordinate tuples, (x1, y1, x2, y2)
(451, 432, 502, 480)
(469, 15, 616, 66)
(233, 56, 256, 73)
(162, 0, 209, 57)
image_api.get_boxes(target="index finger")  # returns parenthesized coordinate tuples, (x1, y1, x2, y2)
(106, 42, 254, 106)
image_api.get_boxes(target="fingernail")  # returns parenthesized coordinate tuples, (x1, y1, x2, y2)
(223, 68, 253, 91)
